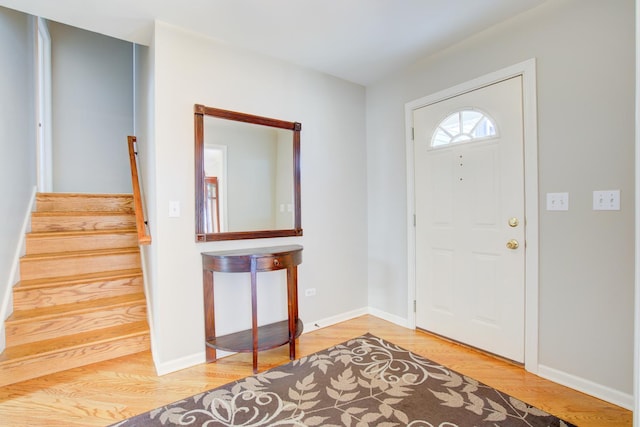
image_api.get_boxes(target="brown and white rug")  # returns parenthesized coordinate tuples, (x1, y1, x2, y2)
(111, 333, 575, 426)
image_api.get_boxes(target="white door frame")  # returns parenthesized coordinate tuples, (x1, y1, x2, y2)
(36, 17, 53, 192)
(633, 1, 639, 424)
(405, 59, 539, 373)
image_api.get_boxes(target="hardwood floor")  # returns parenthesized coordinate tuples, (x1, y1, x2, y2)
(0, 315, 632, 426)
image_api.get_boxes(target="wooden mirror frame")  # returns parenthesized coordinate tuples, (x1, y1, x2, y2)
(194, 104, 302, 241)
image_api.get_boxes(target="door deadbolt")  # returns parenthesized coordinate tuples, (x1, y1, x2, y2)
(508, 217, 519, 227)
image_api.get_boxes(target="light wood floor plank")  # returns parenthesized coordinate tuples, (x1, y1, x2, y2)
(0, 315, 631, 426)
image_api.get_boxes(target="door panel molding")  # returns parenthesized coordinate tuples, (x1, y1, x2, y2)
(405, 58, 539, 373)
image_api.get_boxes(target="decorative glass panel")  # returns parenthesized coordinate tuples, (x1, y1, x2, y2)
(431, 109, 497, 147)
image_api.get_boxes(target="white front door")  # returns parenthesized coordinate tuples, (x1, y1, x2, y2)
(413, 76, 525, 362)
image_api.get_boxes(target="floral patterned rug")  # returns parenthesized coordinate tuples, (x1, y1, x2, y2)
(111, 333, 575, 426)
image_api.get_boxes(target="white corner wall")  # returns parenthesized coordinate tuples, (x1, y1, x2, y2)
(133, 41, 159, 360)
(149, 22, 368, 372)
(367, 0, 635, 408)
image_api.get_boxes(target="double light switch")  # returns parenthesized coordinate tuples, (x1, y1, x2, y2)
(545, 190, 621, 211)
(593, 190, 620, 211)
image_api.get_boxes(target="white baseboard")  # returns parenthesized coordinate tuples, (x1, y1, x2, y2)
(152, 307, 411, 376)
(301, 307, 369, 333)
(0, 187, 36, 352)
(155, 351, 206, 376)
(302, 306, 412, 334)
(538, 364, 634, 410)
(367, 307, 411, 328)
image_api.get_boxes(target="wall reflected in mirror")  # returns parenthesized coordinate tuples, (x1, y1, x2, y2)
(203, 117, 294, 233)
(194, 104, 302, 242)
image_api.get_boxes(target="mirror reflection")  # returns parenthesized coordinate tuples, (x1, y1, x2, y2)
(203, 117, 294, 233)
(195, 105, 302, 241)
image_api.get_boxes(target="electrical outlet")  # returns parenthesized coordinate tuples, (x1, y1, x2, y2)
(305, 288, 316, 297)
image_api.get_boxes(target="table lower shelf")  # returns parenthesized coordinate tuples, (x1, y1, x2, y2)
(206, 319, 304, 353)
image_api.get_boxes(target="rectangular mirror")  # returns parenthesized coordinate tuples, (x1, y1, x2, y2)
(195, 104, 302, 241)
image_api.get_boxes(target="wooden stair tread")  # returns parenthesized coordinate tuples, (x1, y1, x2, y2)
(17, 268, 142, 290)
(27, 228, 138, 238)
(8, 293, 146, 321)
(25, 229, 139, 253)
(0, 321, 149, 362)
(2, 192, 150, 387)
(35, 193, 134, 212)
(37, 192, 133, 198)
(32, 211, 134, 217)
(21, 246, 140, 261)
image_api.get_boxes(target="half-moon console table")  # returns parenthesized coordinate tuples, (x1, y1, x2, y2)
(202, 245, 303, 373)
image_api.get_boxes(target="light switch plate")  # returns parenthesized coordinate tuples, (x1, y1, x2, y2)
(546, 192, 569, 211)
(593, 190, 620, 210)
(169, 200, 181, 217)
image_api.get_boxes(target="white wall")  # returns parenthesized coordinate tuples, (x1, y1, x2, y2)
(133, 41, 158, 358)
(49, 22, 133, 193)
(149, 22, 368, 371)
(0, 6, 36, 342)
(367, 0, 635, 406)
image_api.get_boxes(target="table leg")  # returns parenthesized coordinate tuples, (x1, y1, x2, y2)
(286, 265, 298, 360)
(203, 269, 216, 363)
(250, 258, 258, 374)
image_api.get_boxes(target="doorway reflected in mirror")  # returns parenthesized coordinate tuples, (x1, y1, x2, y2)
(194, 104, 302, 241)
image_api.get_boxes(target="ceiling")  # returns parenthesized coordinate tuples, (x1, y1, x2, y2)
(0, 0, 546, 85)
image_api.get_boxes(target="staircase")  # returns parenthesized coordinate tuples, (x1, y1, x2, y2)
(0, 193, 151, 386)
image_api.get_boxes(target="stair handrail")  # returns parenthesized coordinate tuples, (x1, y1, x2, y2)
(127, 136, 151, 245)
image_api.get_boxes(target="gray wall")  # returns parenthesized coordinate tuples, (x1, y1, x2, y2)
(0, 6, 36, 338)
(366, 0, 634, 403)
(49, 22, 133, 193)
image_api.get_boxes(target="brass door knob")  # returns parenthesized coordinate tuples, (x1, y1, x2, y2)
(506, 239, 519, 250)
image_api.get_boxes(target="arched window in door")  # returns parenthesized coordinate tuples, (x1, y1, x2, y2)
(431, 109, 497, 148)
